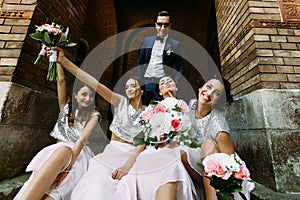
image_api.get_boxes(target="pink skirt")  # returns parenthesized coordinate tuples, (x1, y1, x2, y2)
(114, 147, 196, 200)
(71, 140, 137, 200)
(14, 142, 94, 200)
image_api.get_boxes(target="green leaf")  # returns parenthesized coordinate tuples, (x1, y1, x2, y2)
(197, 162, 205, 171)
(30, 32, 44, 41)
(133, 132, 146, 146)
(43, 32, 51, 46)
(190, 141, 201, 148)
(57, 36, 67, 45)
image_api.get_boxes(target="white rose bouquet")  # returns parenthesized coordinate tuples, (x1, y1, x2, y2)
(30, 22, 76, 81)
(133, 97, 201, 149)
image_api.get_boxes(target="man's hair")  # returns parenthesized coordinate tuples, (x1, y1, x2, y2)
(156, 10, 171, 21)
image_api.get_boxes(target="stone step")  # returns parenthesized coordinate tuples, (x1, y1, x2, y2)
(251, 181, 300, 200)
(0, 173, 29, 200)
(1, 174, 300, 200)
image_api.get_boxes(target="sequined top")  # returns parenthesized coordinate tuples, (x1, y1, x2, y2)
(50, 104, 101, 144)
(189, 99, 230, 143)
(109, 96, 144, 143)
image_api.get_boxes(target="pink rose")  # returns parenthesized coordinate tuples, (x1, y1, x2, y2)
(171, 119, 182, 131)
(234, 164, 251, 180)
(154, 103, 169, 113)
(177, 100, 189, 113)
(142, 106, 153, 121)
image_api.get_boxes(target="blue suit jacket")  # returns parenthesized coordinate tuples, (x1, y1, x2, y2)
(136, 36, 185, 83)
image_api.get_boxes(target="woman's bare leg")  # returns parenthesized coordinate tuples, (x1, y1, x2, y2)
(19, 146, 72, 200)
(180, 150, 202, 184)
(202, 140, 219, 200)
(156, 182, 177, 200)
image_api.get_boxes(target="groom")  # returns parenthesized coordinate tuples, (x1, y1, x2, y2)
(136, 10, 185, 105)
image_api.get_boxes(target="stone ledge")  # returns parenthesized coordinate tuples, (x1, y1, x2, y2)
(251, 181, 300, 200)
(0, 173, 29, 200)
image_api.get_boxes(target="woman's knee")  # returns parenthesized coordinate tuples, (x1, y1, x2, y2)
(54, 146, 72, 161)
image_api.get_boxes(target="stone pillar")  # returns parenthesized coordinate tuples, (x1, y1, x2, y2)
(0, 0, 88, 182)
(215, 0, 300, 195)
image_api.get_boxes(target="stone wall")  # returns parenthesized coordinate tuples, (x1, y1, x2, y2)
(227, 89, 300, 193)
(215, 0, 300, 194)
(0, 0, 89, 181)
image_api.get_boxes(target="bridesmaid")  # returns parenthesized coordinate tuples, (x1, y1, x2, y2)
(48, 47, 146, 199)
(189, 77, 253, 200)
(120, 76, 196, 200)
(14, 63, 101, 199)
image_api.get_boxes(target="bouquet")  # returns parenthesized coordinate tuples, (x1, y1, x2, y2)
(199, 153, 254, 200)
(133, 97, 201, 149)
(30, 22, 76, 81)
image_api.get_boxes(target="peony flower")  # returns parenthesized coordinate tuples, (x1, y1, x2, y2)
(154, 103, 169, 113)
(177, 100, 189, 113)
(149, 112, 171, 137)
(142, 106, 154, 121)
(161, 97, 178, 109)
(202, 153, 237, 180)
(234, 163, 251, 180)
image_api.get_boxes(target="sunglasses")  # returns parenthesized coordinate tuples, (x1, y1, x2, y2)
(156, 22, 170, 27)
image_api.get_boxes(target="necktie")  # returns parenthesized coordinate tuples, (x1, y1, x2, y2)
(155, 36, 164, 43)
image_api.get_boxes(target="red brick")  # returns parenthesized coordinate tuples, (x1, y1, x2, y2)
(0, 25, 11, 33)
(258, 57, 284, 65)
(294, 67, 300, 73)
(5, 0, 21, 3)
(5, 41, 23, 48)
(0, 66, 15, 74)
(287, 36, 300, 43)
(270, 36, 287, 43)
(259, 65, 276, 73)
(276, 66, 294, 73)
(4, 19, 30, 26)
(280, 82, 300, 89)
(287, 74, 300, 82)
(278, 29, 294, 36)
(0, 33, 26, 40)
(21, 0, 37, 4)
(273, 50, 290, 57)
(11, 26, 28, 33)
(281, 43, 298, 50)
(0, 75, 13, 81)
(0, 58, 18, 66)
(0, 49, 21, 57)
(284, 58, 300, 65)
(2, 4, 36, 11)
(256, 42, 281, 49)
(261, 73, 287, 82)
(0, 41, 5, 48)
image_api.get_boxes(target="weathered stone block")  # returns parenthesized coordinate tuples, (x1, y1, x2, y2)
(0, 82, 58, 180)
(227, 89, 300, 192)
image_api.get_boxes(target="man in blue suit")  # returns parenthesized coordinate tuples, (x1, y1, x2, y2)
(136, 10, 185, 105)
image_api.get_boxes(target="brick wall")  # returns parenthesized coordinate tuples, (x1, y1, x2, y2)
(216, 0, 300, 97)
(0, 0, 89, 93)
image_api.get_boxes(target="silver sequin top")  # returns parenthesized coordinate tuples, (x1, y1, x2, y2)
(109, 96, 144, 143)
(189, 99, 230, 143)
(50, 104, 100, 144)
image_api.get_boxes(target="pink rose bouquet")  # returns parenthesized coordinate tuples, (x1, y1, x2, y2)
(199, 153, 254, 200)
(30, 22, 76, 81)
(134, 97, 201, 149)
